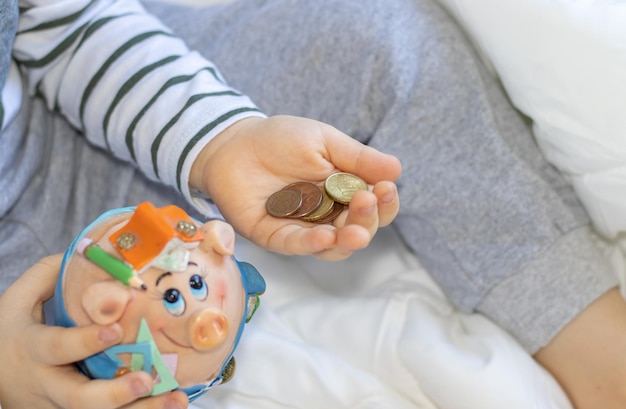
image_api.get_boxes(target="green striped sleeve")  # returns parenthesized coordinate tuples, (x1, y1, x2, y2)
(150, 91, 244, 178)
(125, 66, 224, 162)
(102, 54, 181, 148)
(78, 30, 176, 143)
(17, 1, 96, 34)
(175, 107, 262, 192)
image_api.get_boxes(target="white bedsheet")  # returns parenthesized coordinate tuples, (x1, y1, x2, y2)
(191, 228, 571, 409)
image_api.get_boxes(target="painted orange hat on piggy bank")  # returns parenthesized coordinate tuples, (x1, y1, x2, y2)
(53, 202, 266, 401)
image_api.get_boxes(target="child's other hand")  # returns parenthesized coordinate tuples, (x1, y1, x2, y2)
(191, 115, 402, 261)
(0, 255, 189, 409)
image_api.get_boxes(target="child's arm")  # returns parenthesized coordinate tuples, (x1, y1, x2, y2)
(0, 255, 189, 409)
(12, 0, 401, 259)
(13, 0, 264, 219)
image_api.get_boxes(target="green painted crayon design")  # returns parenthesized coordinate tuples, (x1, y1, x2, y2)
(79, 239, 147, 290)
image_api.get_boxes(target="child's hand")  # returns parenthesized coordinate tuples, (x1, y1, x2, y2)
(0, 255, 189, 409)
(191, 115, 402, 261)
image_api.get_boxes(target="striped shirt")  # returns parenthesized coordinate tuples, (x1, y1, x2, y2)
(4, 0, 265, 216)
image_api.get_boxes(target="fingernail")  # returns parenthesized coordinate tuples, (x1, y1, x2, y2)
(131, 377, 152, 397)
(381, 189, 396, 204)
(359, 204, 376, 217)
(165, 398, 184, 409)
(99, 324, 122, 344)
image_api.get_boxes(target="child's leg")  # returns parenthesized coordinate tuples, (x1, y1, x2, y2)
(146, 0, 617, 353)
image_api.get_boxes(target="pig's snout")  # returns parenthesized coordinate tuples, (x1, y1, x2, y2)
(188, 309, 229, 350)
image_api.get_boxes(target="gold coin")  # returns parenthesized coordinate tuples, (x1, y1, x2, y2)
(312, 202, 346, 224)
(301, 188, 335, 222)
(324, 172, 368, 205)
(265, 188, 302, 218)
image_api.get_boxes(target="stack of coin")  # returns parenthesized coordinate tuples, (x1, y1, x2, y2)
(265, 172, 368, 224)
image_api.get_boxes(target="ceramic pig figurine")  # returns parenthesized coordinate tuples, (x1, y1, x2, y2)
(52, 202, 265, 401)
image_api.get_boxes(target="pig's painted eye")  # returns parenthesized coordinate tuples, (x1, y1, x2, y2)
(189, 274, 208, 301)
(163, 288, 186, 316)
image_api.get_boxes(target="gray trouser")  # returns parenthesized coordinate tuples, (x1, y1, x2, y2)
(1, 0, 616, 353)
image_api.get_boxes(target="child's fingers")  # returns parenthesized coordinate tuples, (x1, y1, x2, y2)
(313, 224, 371, 261)
(312, 191, 383, 261)
(262, 223, 336, 255)
(43, 369, 159, 409)
(124, 389, 189, 409)
(322, 126, 402, 185)
(26, 322, 123, 366)
(372, 181, 400, 227)
(49, 371, 188, 409)
(260, 190, 382, 259)
(341, 190, 379, 239)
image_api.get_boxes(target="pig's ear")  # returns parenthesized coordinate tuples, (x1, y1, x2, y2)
(81, 281, 131, 325)
(199, 220, 235, 256)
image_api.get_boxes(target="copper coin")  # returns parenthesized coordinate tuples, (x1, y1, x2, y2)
(324, 172, 368, 205)
(312, 202, 346, 224)
(301, 188, 335, 222)
(265, 188, 302, 218)
(283, 182, 323, 218)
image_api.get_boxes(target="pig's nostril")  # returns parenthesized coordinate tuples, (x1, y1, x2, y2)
(190, 310, 229, 350)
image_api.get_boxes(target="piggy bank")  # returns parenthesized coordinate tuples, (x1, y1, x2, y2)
(52, 202, 265, 401)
